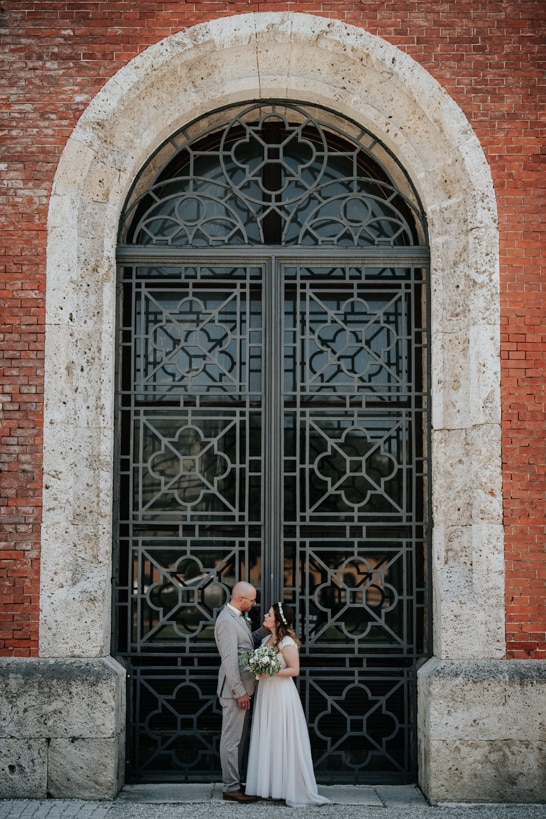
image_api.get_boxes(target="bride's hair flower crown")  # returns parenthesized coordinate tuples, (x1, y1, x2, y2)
(277, 602, 288, 626)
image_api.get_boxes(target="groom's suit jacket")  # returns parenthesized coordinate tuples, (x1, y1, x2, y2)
(215, 605, 267, 700)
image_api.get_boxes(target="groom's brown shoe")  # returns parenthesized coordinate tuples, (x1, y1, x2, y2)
(223, 789, 259, 803)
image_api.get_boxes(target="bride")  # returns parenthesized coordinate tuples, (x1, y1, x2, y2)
(244, 602, 330, 807)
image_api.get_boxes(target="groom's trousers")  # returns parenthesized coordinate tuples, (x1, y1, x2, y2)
(219, 695, 251, 792)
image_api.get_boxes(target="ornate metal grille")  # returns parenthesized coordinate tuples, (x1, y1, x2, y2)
(114, 102, 430, 784)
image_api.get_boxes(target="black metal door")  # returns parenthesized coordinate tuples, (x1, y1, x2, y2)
(114, 102, 431, 784)
(280, 259, 429, 783)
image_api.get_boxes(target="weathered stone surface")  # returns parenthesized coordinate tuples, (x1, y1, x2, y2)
(48, 737, 124, 799)
(418, 659, 546, 803)
(432, 524, 504, 659)
(0, 739, 48, 799)
(0, 657, 125, 737)
(39, 523, 113, 658)
(0, 658, 125, 799)
(423, 740, 546, 803)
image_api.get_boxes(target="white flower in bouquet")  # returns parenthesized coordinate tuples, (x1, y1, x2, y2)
(240, 645, 281, 680)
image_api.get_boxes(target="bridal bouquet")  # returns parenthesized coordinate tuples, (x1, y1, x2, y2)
(240, 645, 281, 680)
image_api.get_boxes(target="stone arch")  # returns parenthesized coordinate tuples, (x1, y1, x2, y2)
(41, 12, 503, 661)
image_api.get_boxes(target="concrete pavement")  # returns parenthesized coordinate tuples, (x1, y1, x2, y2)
(0, 785, 544, 819)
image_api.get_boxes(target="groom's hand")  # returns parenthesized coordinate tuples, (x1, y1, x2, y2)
(237, 693, 251, 710)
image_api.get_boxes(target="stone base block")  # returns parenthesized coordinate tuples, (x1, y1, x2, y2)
(424, 739, 545, 803)
(418, 658, 546, 804)
(0, 738, 48, 799)
(48, 737, 124, 799)
(0, 656, 126, 799)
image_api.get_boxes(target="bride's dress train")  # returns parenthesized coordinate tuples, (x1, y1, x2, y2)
(245, 636, 330, 807)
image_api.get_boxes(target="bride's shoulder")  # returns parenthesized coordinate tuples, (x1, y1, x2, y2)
(279, 635, 298, 649)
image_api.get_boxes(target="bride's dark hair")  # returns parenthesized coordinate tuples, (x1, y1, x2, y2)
(272, 602, 300, 647)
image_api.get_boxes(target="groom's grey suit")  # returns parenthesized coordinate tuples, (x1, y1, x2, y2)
(215, 605, 266, 793)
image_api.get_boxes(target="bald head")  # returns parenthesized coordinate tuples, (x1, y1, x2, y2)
(231, 581, 257, 612)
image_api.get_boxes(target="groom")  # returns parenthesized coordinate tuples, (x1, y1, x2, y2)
(214, 581, 268, 803)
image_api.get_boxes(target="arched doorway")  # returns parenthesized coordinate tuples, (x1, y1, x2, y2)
(114, 101, 430, 783)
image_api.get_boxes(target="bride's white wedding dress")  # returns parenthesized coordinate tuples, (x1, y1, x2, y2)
(245, 636, 330, 807)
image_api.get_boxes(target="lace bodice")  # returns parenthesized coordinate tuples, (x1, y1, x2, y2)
(262, 635, 297, 670)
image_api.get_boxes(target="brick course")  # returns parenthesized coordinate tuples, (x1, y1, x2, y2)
(1, 0, 544, 656)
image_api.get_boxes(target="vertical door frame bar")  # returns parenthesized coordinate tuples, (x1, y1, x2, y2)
(262, 255, 284, 604)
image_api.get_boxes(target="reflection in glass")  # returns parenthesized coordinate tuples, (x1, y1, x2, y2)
(134, 282, 262, 400)
(134, 411, 262, 522)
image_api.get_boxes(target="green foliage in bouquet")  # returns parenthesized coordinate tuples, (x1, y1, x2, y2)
(240, 644, 281, 680)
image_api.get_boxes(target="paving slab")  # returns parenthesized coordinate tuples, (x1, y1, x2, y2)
(116, 783, 420, 806)
(0, 786, 545, 819)
(116, 783, 214, 803)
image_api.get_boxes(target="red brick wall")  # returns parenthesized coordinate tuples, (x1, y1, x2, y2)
(1, 1, 544, 657)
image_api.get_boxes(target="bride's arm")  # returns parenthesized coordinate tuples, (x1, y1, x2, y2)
(275, 643, 300, 678)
